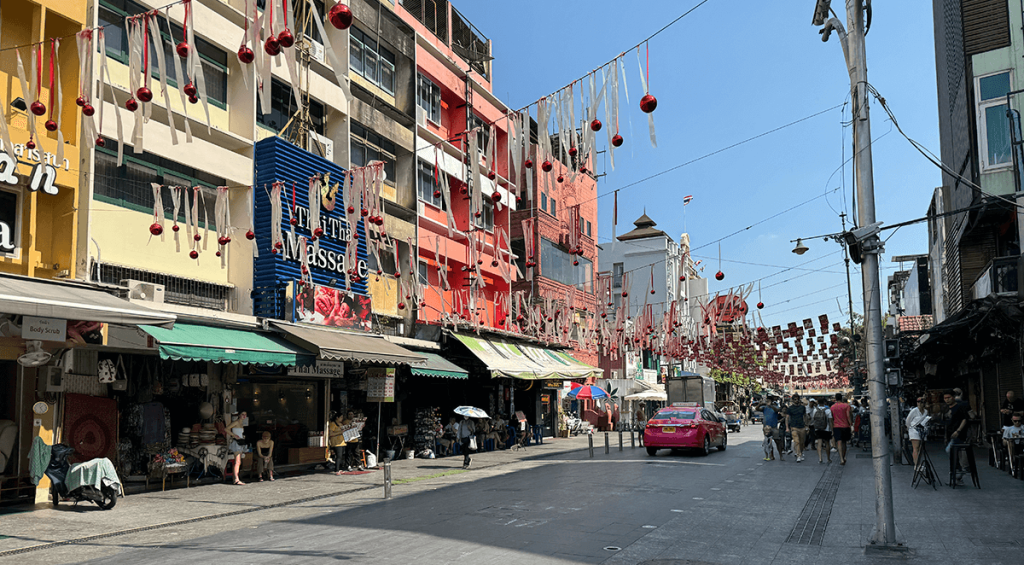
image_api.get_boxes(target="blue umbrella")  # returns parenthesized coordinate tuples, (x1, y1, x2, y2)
(567, 385, 611, 400)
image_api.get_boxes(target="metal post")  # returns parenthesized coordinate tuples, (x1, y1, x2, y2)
(631, 430, 636, 448)
(619, 430, 623, 451)
(588, 434, 594, 458)
(383, 458, 392, 499)
(816, 0, 896, 545)
(604, 433, 610, 454)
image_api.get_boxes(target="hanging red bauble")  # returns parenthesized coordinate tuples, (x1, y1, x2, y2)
(243, 229, 254, 240)
(491, 191, 501, 202)
(394, 271, 401, 278)
(476, 259, 484, 265)
(26, 139, 36, 150)
(238, 46, 255, 64)
(183, 82, 198, 97)
(82, 104, 95, 117)
(313, 227, 324, 239)
(524, 159, 533, 169)
(30, 101, 46, 116)
(76, 97, 86, 107)
(433, 190, 441, 198)
(491, 260, 498, 267)
(459, 186, 468, 195)
(487, 171, 496, 180)
(679, 275, 685, 281)
(541, 161, 552, 172)
(95, 137, 105, 147)
(274, 241, 283, 249)
(757, 302, 765, 310)
(612, 134, 624, 147)
(44, 120, 57, 132)
(149, 223, 163, 236)
(271, 248, 279, 254)
(715, 271, 724, 281)
(650, 289, 655, 295)
(176, 41, 189, 58)
(590, 119, 602, 132)
(289, 216, 298, 226)
(360, 209, 368, 217)
(573, 260, 579, 266)
(376, 269, 383, 275)
(622, 291, 628, 298)
(125, 98, 139, 112)
(515, 196, 522, 206)
(301, 266, 309, 274)
(216, 251, 222, 257)
(189, 250, 199, 259)
(640, 93, 658, 113)
(278, 29, 295, 48)
(218, 236, 230, 246)
(346, 205, 355, 214)
(568, 146, 577, 157)
(136, 87, 153, 103)
(328, 3, 353, 30)
(172, 224, 180, 233)
(188, 94, 199, 105)
(264, 36, 281, 56)
(557, 175, 563, 183)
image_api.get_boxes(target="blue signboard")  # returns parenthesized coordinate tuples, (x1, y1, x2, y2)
(253, 137, 369, 311)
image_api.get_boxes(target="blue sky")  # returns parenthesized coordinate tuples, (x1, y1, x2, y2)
(455, 0, 940, 330)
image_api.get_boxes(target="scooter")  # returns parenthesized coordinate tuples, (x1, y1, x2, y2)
(45, 444, 121, 510)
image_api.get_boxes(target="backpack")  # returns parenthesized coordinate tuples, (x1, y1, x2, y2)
(811, 407, 827, 429)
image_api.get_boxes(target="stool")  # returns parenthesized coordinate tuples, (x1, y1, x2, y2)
(948, 443, 980, 489)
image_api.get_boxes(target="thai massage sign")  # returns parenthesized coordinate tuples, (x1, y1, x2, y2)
(0, 144, 68, 195)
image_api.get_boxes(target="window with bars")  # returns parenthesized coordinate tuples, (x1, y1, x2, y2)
(93, 140, 221, 229)
(417, 160, 445, 209)
(350, 27, 396, 95)
(256, 77, 326, 135)
(417, 73, 441, 124)
(351, 122, 397, 182)
(98, 0, 228, 107)
(473, 196, 493, 231)
(469, 114, 489, 152)
(93, 263, 232, 311)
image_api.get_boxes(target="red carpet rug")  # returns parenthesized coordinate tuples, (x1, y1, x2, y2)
(63, 393, 117, 462)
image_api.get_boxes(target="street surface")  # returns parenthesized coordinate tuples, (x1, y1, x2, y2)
(2, 426, 1023, 564)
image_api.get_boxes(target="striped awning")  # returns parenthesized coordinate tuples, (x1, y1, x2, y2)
(410, 352, 469, 379)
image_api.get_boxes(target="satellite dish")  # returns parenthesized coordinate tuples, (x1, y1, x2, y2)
(18, 340, 52, 368)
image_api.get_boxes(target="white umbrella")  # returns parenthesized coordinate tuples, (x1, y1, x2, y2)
(624, 390, 668, 401)
(454, 406, 489, 418)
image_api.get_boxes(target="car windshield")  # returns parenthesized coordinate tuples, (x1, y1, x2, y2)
(653, 410, 697, 421)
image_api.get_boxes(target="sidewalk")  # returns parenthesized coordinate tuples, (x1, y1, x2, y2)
(0, 434, 592, 558)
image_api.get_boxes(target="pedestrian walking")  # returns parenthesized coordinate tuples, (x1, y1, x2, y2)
(785, 394, 808, 462)
(905, 397, 930, 470)
(809, 399, 833, 463)
(459, 416, 476, 469)
(329, 412, 348, 475)
(759, 396, 784, 461)
(636, 406, 647, 447)
(831, 393, 853, 465)
(944, 390, 970, 482)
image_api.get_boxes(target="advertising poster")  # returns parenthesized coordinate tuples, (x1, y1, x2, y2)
(295, 282, 372, 331)
(367, 368, 395, 402)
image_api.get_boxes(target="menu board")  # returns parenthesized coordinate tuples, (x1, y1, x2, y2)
(367, 368, 395, 402)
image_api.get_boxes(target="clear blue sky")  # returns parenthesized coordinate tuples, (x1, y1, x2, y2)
(455, 0, 940, 329)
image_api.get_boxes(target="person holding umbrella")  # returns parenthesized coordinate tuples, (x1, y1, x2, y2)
(454, 406, 487, 469)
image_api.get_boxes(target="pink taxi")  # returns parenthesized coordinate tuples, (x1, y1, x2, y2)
(644, 402, 727, 456)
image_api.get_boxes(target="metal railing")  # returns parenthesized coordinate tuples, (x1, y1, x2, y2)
(450, 6, 489, 80)
(971, 255, 1020, 300)
(400, 0, 449, 43)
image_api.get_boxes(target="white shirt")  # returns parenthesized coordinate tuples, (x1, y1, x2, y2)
(1003, 424, 1024, 440)
(905, 407, 929, 431)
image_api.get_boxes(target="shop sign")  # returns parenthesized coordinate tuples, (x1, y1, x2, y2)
(366, 367, 395, 402)
(288, 359, 346, 378)
(22, 316, 66, 342)
(253, 137, 370, 309)
(543, 380, 562, 389)
(643, 369, 657, 384)
(294, 281, 372, 331)
(0, 146, 68, 195)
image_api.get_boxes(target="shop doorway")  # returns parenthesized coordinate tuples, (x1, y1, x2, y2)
(540, 391, 556, 437)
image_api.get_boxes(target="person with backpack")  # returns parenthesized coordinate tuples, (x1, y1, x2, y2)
(809, 399, 833, 463)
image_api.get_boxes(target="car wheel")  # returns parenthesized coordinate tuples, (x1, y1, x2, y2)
(718, 433, 727, 451)
(700, 435, 710, 456)
(646, 447, 657, 456)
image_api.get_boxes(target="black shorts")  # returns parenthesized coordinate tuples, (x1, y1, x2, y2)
(815, 429, 832, 441)
(833, 427, 852, 442)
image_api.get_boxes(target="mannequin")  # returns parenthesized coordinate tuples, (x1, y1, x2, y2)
(227, 412, 247, 485)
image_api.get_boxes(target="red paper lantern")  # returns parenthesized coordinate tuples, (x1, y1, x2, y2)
(82, 104, 95, 117)
(44, 120, 57, 132)
(30, 101, 46, 116)
(183, 83, 198, 97)
(238, 46, 255, 64)
(612, 134, 624, 147)
(524, 159, 533, 169)
(590, 119, 602, 132)
(541, 161, 552, 172)
(189, 250, 199, 259)
(264, 36, 281, 56)
(715, 271, 724, 281)
(278, 29, 295, 48)
(176, 41, 189, 58)
(149, 223, 163, 236)
(328, 3, 353, 30)
(125, 98, 139, 112)
(136, 87, 153, 102)
(640, 93, 658, 113)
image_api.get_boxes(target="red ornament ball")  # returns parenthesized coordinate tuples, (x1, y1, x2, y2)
(290, 217, 298, 226)
(189, 250, 199, 260)
(238, 46, 255, 64)
(176, 41, 189, 58)
(487, 171, 496, 180)
(622, 291, 628, 298)
(95, 137, 105, 147)
(188, 94, 199, 105)
(433, 190, 441, 198)
(590, 119, 602, 132)
(491, 260, 498, 267)
(216, 251, 222, 257)
(44, 120, 57, 132)
(82, 104, 95, 117)
(679, 275, 685, 282)
(397, 302, 406, 310)
(125, 98, 139, 112)
(573, 260, 579, 266)
(524, 159, 533, 169)
(580, 166, 588, 174)
(76, 96, 86, 107)
(172, 224, 180, 233)
(149, 223, 163, 236)
(30, 101, 46, 116)
(640, 93, 658, 113)
(459, 186, 468, 195)
(245, 229, 255, 240)
(715, 271, 725, 281)
(278, 29, 295, 48)
(612, 134, 624, 147)
(183, 82, 198, 97)
(136, 86, 153, 103)
(194, 234, 202, 242)
(568, 146, 577, 157)
(650, 289, 656, 295)
(264, 36, 281, 56)
(26, 139, 36, 150)
(217, 236, 230, 246)
(328, 3, 353, 30)
(274, 241, 283, 249)
(347, 205, 355, 214)
(313, 227, 324, 239)
(757, 301, 765, 310)
(541, 161, 552, 172)
(360, 208, 368, 217)
(491, 191, 501, 202)
(557, 174, 564, 183)
(394, 271, 401, 278)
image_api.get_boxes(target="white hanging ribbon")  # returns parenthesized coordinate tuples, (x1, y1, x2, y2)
(636, 48, 657, 148)
(170, 185, 182, 252)
(150, 183, 165, 242)
(149, 13, 178, 146)
(51, 39, 65, 165)
(97, 30, 125, 165)
(307, 0, 350, 106)
(16, 49, 38, 143)
(186, 2, 212, 134)
(164, 9, 193, 143)
(308, 174, 321, 255)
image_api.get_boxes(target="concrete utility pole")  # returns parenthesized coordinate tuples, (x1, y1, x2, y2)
(813, 0, 897, 546)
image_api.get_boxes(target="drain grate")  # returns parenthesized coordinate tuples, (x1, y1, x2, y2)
(785, 464, 843, 545)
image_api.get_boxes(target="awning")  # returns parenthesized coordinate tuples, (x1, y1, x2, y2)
(410, 352, 469, 379)
(140, 323, 311, 365)
(624, 390, 668, 401)
(272, 322, 425, 365)
(451, 333, 602, 380)
(0, 275, 176, 328)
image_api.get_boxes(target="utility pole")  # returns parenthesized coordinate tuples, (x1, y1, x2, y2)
(813, 0, 897, 547)
(839, 212, 858, 392)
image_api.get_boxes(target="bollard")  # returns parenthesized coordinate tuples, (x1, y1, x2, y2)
(588, 434, 594, 458)
(630, 430, 636, 448)
(604, 432, 610, 454)
(619, 430, 623, 451)
(383, 458, 392, 499)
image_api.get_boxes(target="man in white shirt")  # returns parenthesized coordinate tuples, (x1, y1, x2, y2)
(1002, 413, 1024, 474)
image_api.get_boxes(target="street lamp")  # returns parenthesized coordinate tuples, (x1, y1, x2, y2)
(791, 239, 809, 255)
(812, 0, 897, 549)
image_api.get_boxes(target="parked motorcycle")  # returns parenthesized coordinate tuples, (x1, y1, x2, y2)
(45, 444, 121, 510)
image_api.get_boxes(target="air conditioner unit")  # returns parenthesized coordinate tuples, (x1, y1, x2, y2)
(121, 279, 165, 303)
(416, 106, 427, 128)
(63, 348, 99, 376)
(308, 132, 334, 162)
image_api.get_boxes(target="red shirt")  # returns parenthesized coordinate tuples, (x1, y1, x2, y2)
(832, 402, 852, 428)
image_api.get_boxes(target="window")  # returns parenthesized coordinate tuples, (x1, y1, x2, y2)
(418, 261, 429, 285)
(256, 78, 325, 135)
(977, 71, 1013, 169)
(587, 220, 592, 237)
(367, 239, 396, 273)
(351, 122, 397, 182)
(474, 197, 494, 231)
(417, 160, 445, 209)
(550, 198, 557, 218)
(350, 27, 396, 95)
(540, 192, 547, 212)
(93, 139, 221, 229)
(417, 74, 441, 124)
(612, 263, 623, 288)
(540, 238, 592, 291)
(257, 0, 326, 43)
(98, 0, 228, 107)
(470, 114, 489, 151)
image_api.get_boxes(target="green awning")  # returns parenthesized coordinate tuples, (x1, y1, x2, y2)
(140, 323, 313, 366)
(410, 352, 469, 379)
(451, 333, 602, 380)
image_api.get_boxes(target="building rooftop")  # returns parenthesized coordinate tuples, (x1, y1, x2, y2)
(617, 213, 669, 241)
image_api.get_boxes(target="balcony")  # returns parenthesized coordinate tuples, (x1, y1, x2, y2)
(971, 255, 1021, 300)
